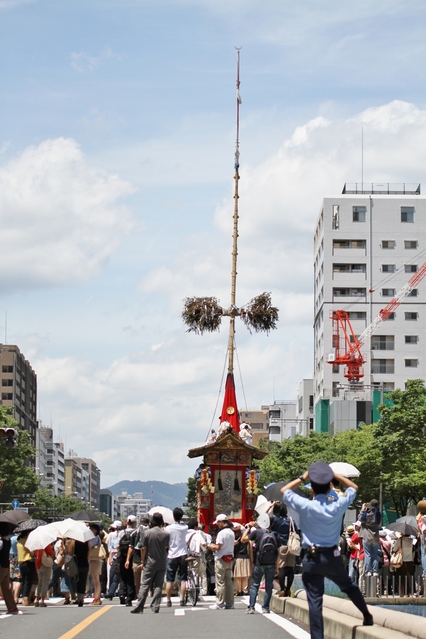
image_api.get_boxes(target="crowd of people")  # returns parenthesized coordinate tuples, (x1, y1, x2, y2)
(341, 499, 426, 597)
(1, 481, 425, 626)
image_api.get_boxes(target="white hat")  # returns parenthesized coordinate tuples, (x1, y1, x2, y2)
(213, 513, 229, 524)
(127, 515, 137, 523)
(112, 520, 122, 528)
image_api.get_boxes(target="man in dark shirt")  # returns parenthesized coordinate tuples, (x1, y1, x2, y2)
(130, 513, 169, 614)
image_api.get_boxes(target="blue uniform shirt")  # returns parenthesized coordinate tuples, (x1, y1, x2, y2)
(282, 487, 356, 548)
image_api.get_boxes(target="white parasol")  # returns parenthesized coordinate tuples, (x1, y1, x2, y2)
(24, 525, 59, 552)
(329, 462, 360, 478)
(254, 495, 272, 515)
(148, 506, 174, 525)
(51, 518, 95, 543)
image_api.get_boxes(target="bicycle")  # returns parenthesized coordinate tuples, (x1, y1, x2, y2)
(184, 558, 201, 606)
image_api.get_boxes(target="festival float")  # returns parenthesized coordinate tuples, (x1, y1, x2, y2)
(183, 51, 278, 528)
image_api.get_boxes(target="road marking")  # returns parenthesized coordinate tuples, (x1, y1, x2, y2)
(175, 609, 185, 616)
(253, 604, 310, 639)
(56, 605, 112, 639)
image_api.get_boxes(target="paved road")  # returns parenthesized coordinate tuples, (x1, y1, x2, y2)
(0, 596, 309, 639)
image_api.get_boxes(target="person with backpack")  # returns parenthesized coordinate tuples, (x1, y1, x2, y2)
(117, 515, 137, 606)
(359, 499, 382, 577)
(242, 515, 279, 614)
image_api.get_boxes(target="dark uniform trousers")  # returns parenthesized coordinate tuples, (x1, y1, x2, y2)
(302, 548, 369, 639)
(118, 554, 136, 604)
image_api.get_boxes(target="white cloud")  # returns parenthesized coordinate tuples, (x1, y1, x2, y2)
(15, 99, 426, 487)
(70, 48, 120, 73)
(0, 138, 136, 292)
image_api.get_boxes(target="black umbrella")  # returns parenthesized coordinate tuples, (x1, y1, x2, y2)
(69, 510, 99, 522)
(0, 510, 31, 526)
(14, 518, 47, 534)
(387, 520, 418, 537)
(396, 515, 418, 528)
(261, 481, 307, 501)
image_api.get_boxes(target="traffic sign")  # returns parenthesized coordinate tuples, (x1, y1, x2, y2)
(11, 499, 20, 509)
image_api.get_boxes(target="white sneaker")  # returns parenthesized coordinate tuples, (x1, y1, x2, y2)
(209, 604, 226, 610)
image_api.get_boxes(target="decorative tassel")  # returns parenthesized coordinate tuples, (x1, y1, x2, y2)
(218, 453, 223, 490)
(234, 454, 240, 491)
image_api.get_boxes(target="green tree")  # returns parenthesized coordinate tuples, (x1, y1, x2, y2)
(0, 406, 39, 498)
(373, 378, 426, 516)
(258, 427, 383, 509)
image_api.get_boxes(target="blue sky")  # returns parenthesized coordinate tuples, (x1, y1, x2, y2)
(1, 0, 426, 488)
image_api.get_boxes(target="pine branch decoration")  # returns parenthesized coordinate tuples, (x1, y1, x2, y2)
(182, 296, 223, 334)
(239, 292, 279, 334)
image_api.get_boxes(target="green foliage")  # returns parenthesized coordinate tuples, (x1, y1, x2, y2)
(186, 476, 197, 518)
(258, 380, 426, 517)
(0, 406, 39, 496)
(373, 379, 426, 515)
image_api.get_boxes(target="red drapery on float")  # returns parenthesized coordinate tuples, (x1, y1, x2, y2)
(219, 372, 240, 433)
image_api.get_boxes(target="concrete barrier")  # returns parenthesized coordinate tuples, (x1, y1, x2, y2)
(258, 589, 426, 639)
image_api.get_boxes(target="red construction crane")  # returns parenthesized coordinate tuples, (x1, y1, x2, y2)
(328, 261, 426, 382)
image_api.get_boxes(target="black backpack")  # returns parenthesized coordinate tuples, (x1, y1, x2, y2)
(258, 531, 278, 565)
(118, 531, 132, 555)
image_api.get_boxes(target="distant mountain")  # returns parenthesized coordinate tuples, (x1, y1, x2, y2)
(105, 480, 188, 510)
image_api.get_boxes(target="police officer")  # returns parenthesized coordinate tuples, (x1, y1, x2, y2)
(281, 462, 373, 639)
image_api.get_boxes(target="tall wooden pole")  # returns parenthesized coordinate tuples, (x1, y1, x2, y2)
(227, 48, 242, 374)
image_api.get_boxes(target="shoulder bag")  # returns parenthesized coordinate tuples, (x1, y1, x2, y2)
(287, 518, 301, 556)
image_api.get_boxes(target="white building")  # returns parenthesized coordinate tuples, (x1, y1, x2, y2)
(313, 183, 426, 432)
(116, 491, 151, 520)
(36, 427, 65, 496)
(268, 401, 297, 441)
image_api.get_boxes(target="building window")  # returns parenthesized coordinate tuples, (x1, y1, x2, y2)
(1, 379, 13, 386)
(408, 289, 418, 297)
(333, 263, 366, 273)
(309, 394, 314, 408)
(382, 240, 395, 249)
(347, 311, 367, 320)
(371, 359, 394, 374)
(1, 393, 13, 400)
(382, 288, 395, 297)
(401, 206, 414, 222)
(405, 335, 418, 344)
(332, 205, 339, 229)
(405, 312, 418, 320)
(382, 264, 396, 273)
(353, 206, 366, 222)
(387, 312, 395, 320)
(405, 359, 418, 367)
(404, 240, 418, 249)
(309, 418, 314, 430)
(333, 288, 366, 297)
(405, 264, 418, 273)
(333, 239, 366, 249)
(1, 365, 13, 373)
(371, 335, 394, 351)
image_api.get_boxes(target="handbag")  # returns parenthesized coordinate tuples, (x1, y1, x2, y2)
(287, 518, 301, 556)
(89, 543, 107, 561)
(63, 556, 78, 578)
(41, 551, 54, 568)
(389, 548, 403, 571)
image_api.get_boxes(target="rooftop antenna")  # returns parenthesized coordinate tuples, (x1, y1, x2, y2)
(4, 311, 7, 344)
(361, 127, 364, 191)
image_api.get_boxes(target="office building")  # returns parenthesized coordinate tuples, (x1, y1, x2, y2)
(239, 406, 269, 445)
(313, 183, 426, 431)
(0, 344, 37, 449)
